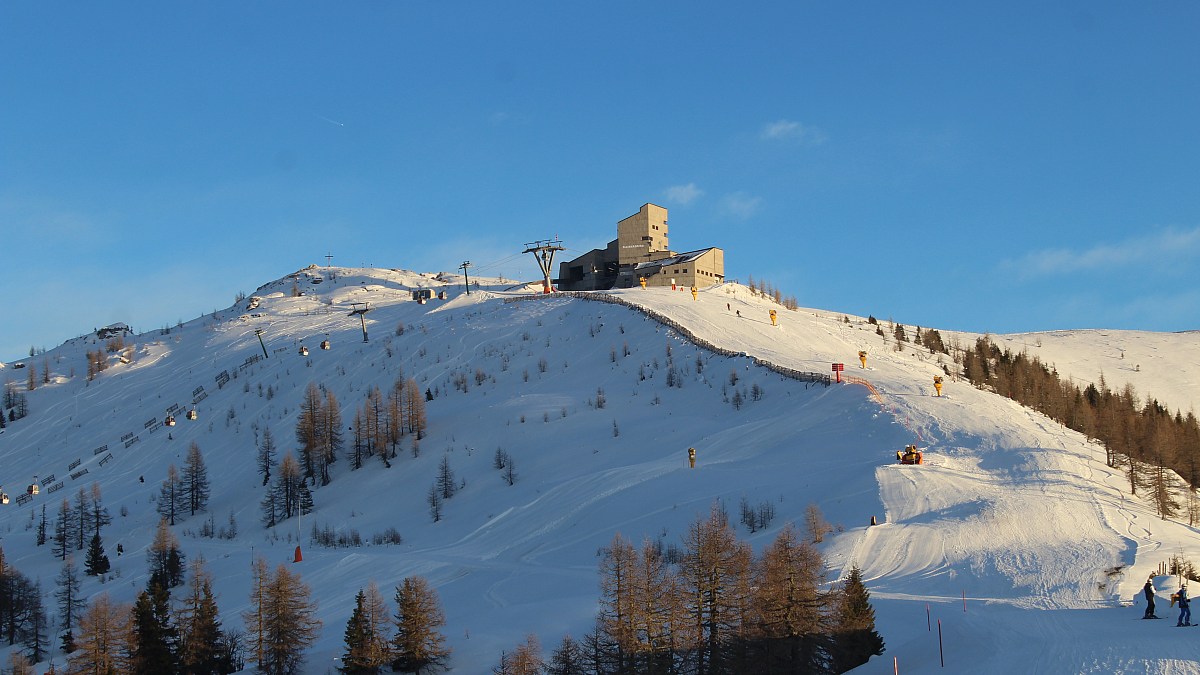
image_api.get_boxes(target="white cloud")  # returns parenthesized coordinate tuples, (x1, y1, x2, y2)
(663, 183, 703, 205)
(760, 119, 827, 144)
(719, 192, 762, 221)
(1006, 226, 1200, 279)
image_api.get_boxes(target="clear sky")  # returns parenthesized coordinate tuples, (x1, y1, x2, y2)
(2, 1, 1198, 361)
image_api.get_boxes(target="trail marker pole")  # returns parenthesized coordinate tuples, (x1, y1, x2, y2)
(937, 619, 944, 668)
(962, 590, 967, 612)
(926, 603, 931, 631)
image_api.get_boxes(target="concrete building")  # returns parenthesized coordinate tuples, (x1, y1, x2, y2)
(557, 203, 724, 291)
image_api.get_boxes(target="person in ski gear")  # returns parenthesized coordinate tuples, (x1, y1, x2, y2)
(1144, 577, 1157, 618)
(1177, 586, 1191, 626)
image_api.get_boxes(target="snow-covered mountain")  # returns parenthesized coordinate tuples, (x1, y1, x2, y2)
(2, 266, 1198, 674)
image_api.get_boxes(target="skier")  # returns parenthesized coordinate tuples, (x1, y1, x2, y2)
(1177, 586, 1191, 626)
(1143, 576, 1157, 618)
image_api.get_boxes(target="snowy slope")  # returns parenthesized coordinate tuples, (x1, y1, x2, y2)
(1, 267, 1199, 674)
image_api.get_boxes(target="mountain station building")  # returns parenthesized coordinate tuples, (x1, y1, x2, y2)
(556, 203, 725, 291)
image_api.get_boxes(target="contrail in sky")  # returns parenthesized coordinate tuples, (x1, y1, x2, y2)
(315, 114, 344, 127)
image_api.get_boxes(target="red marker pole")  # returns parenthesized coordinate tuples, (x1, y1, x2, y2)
(937, 619, 944, 668)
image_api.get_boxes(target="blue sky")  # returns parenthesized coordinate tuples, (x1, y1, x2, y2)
(2, 2, 1198, 361)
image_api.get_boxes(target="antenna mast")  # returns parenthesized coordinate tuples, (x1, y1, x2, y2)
(523, 239, 565, 294)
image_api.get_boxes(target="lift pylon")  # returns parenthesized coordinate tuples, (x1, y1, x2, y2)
(523, 239, 565, 294)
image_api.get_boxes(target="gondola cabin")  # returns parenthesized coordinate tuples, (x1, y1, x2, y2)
(165, 415, 176, 427)
(1, 492, 9, 505)
(320, 340, 331, 350)
(186, 409, 198, 421)
(27, 483, 39, 496)
(299, 346, 309, 357)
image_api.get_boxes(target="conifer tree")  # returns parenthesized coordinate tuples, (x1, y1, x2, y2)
(340, 585, 392, 674)
(52, 499, 77, 561)
(544, 635, 586, 675)
(56, 556, 86, 653)
(342, 589, 375, 673)
(158, 464, 183, 526)
(829, 566, 884, 673)
(177, 560, 225, 675)
(69, 593, 133, 675)
(147, 519, 186, 590)
(750, 523, 828, 672)
(680, 503, 752, 674)
(392, 576, 450, 674)
(247, 562, 322, 675)
(84, 532, 111, 577)
(130, 583, 178, 674)
(183, 442, 211, 517)
(258, 427, 276, 487)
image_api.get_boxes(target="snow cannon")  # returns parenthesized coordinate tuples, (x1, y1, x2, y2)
(691, 285, 698, 301)
(639, 276, 647, 289)
(859, 350, 868, 368)
(769, 309, 778, 326)
(934, 376, 944, 396)
(898, 445, 923, 465)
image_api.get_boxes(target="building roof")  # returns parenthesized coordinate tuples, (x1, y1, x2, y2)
(631, 247, 720, 271)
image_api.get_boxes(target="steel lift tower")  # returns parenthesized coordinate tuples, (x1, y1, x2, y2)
(523, 239, 565, 294)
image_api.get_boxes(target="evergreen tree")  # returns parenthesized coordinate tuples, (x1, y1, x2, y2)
(84, 532, 111, 577)
(392, 576, 450, 674)
(183, 442, 211, 517)
(544, 634, 586, 675)
(55, 556, 86, 653)
(340, 586, 390, 674)
(828, 566, 884, 673)
(147, 519, 186, 590)
(130, 584, 178, 675)
(178, 560, 225, 675)
(73, 488, 91, 551)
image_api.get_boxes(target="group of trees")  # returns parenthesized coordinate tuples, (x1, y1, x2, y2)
(44, 483, 113, 578)
(348, 376, 428, 472)
(340, 575, 451, 674)
(3, 380, 29, 424)
(65, 556, 244, 675)
(158, 443, 212, 526)
(0, 547, 49, 665)
(494, 505, 883, 675)
(956, 337, 1200, 520)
